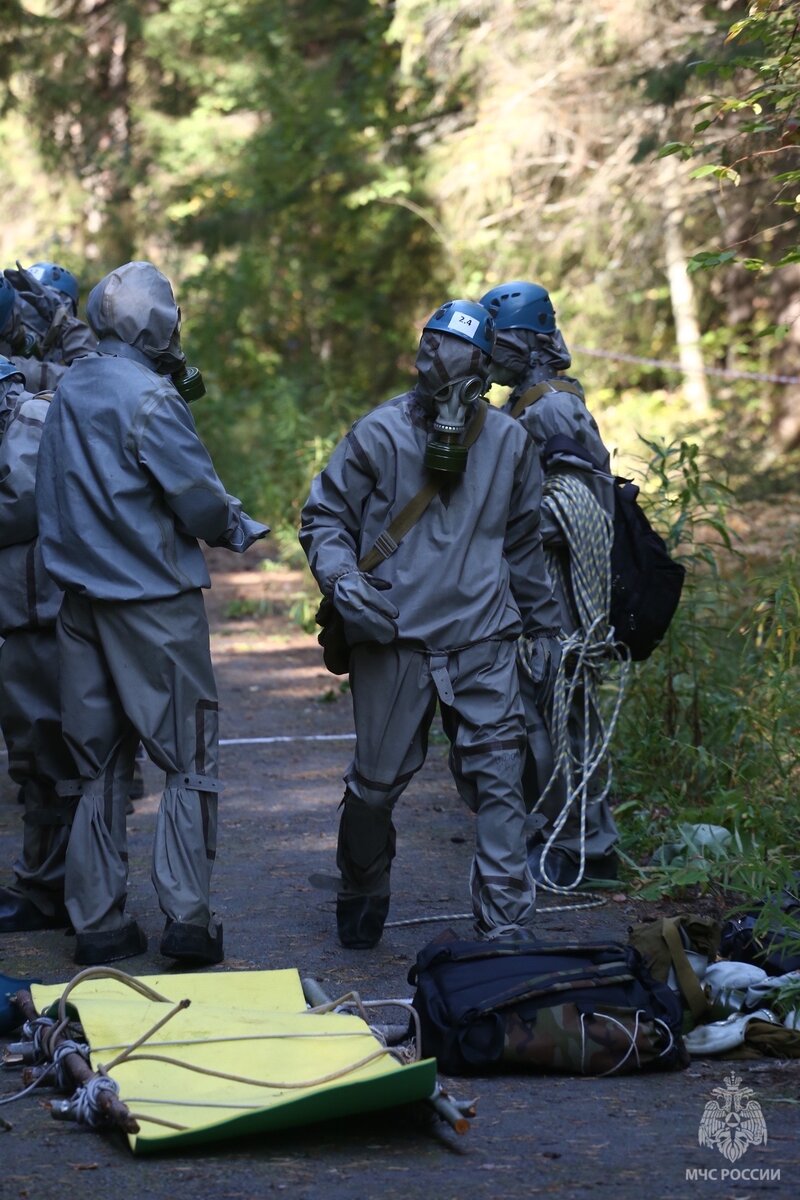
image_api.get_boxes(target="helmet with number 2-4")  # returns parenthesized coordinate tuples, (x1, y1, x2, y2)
(479, 281, 556, 335)
(423, 299, 496, 356)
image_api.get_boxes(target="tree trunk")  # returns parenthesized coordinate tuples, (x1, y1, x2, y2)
(661, 157, 710, 415)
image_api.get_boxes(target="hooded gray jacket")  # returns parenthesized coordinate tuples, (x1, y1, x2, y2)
(37, 261, 267, 602)
(300, 392, 560, 650)
(0, 382, 62, 634)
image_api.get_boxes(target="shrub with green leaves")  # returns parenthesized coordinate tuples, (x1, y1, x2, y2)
(613, 438, 800, 900)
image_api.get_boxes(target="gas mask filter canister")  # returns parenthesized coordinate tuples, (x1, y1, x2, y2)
(171, 365, 206, 403)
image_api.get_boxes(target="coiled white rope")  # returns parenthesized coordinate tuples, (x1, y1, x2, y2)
(519, 472, 631, 894)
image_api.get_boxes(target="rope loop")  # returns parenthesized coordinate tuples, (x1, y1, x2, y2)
(71, 1075, 122, 1128)
(52, 1040, 91, 1091)
(520, 472, 631, 893)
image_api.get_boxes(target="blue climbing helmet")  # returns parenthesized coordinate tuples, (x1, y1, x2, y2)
(0, 276, 16, 334)
(0, 353, 24, 384)
(479, 281, 556, 335)
(423, 299, 496, 356)
(28, 261, 79, 308)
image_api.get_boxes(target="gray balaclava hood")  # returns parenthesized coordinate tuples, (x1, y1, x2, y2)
(414, 329, 490, 412)
(87, 260, 186, 374)
(493, 326, 572, 386)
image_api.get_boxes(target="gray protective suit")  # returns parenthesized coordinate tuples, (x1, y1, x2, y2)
(0, 312, 66, 394)
(505, 348, 619, 867)
(36, 260, 268, 942)
(0, 380, 73, 919)
(300, 337, 561, 938)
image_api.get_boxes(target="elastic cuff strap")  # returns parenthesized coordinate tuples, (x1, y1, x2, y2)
(165, 771, 223, 793)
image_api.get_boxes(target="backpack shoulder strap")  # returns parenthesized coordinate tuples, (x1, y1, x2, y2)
(661, 917, 709, 1022)
(542, 432, 602, 472)
(510, 379, 583, 419)
(358, 400, 488, 572)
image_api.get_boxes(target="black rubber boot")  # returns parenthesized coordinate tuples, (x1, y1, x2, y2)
(0, 887, 69, 933)
(336, 894, 390, 950)
(334, 790, 396, 948)
(160, 919, 224, 965)
(74, 920, 148, 965)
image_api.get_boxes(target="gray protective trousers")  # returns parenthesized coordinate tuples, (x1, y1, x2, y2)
(0, 630, 74, 916)
(56, 589, 221, 935)
(338, 639, 535, 937)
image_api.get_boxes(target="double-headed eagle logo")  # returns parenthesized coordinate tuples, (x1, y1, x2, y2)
(698, 1073, 768, 1163)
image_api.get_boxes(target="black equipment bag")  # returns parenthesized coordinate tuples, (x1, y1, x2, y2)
(409, 932, 688, 1076)
(542, 434, 686, 661)
(608, 476, 686, 661)
(721, 873, 800, 976)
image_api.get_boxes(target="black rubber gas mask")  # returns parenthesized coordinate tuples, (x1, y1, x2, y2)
(424, 374, 485, 473)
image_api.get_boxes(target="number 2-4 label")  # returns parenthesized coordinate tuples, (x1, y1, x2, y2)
(447, 312, 479, 337)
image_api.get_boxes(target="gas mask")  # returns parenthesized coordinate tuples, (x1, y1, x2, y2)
(424, 374, 485, 473)
(488, 331, 531, 386)
(171, 364, 206, 403)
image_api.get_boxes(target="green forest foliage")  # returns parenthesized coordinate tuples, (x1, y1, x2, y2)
(2, 0, 799, 526)
(0, 1, 798, 889)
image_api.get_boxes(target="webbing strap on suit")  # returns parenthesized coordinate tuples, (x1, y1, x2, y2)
(357, 400, 487, 573)
(510, 379, 583, 420)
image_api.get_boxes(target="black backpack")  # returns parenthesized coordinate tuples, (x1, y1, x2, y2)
(543, 434, 686, 661)
(409, 932, 688, 1076)
(721, 874, 800, 976)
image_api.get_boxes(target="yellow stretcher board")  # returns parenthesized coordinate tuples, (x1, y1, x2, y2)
(32, 969, 437, 1155)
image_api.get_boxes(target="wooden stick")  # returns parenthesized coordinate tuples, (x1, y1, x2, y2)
(10, 990, 139, 1134)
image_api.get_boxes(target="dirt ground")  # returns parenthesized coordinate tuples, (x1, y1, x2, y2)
(1, 546, 797, 1199)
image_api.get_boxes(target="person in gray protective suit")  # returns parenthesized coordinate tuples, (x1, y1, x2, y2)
(0, 357, 75, 932)
(0, 276, 53, 391)
(5, 261, 96, 379)
(36, 260, 269, 967)
(480, 280, 620, 887)
(300, 298, 562, 949)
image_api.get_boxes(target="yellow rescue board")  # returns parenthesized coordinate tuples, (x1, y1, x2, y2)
(32, 969, 436, 1154)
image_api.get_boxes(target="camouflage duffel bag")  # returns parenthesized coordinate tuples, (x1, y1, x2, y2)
(409, 932, 688, 1076)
